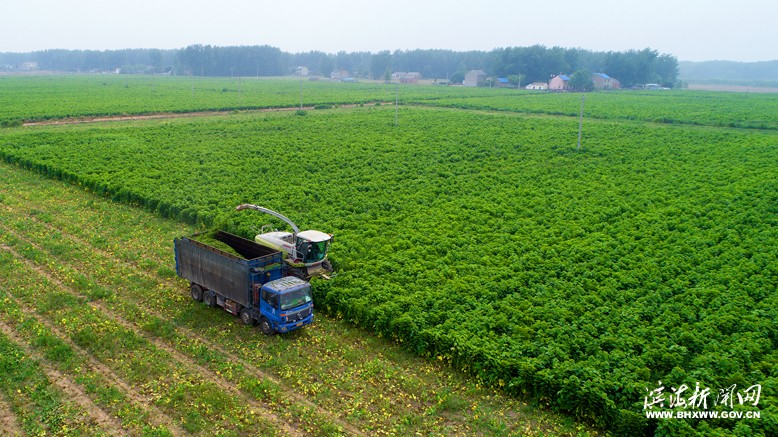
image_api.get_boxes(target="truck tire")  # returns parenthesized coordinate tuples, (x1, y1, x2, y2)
(190, 284, 203, 302)
(240, 308, 256, 326)
(204, 291, 217, 308)
(259, 317, 275, 336)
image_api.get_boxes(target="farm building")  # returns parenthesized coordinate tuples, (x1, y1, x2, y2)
(330, 69, 351, 81)
(464, 70, 487, 87)
(592, 73, 620, 89)
(392, 72, 421, 83)
(525, 82, 548, 90)
(549, 75, 570, 90)
(295, 66, 309, 76)
(496, 77, 511, 88)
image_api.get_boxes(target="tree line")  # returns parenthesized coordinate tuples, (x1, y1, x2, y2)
(1, 45, 679, 88)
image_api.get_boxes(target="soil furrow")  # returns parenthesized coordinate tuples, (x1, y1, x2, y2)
(1, 289, 187, 436)
(0, 238, 302, 437)
(15, 208, 365, 436)
(0, 393, 22, 437)
(0, 320, 128, 435)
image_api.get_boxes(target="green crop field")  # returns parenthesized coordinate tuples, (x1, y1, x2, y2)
(411, 91, 778, 129)
(0, 75, 493, 126)
(1, 75, 776, 436)
(0, 163, 582, 436)
(4, 75, 776, 130)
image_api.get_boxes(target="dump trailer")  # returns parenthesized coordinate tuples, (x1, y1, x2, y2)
(174, 230, 314, 335)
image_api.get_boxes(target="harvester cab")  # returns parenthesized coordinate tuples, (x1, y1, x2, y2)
(235, 204, 333, 279)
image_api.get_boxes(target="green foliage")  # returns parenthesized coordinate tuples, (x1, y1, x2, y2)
(410, 90, 778, 130)
(3, 76, 777, 130)
(0, 335, 79, 434)
(0, 162, 586, 435)
(449, 71, 465, 84)
(507, 74, 524, 86)
(0, 118, 22, 128)
(0, 83, 775, 435)
(570, 70, 595, 92)
(490, 46, 678, 87)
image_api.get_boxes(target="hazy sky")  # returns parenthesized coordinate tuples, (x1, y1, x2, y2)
(2, 0, 776, 62)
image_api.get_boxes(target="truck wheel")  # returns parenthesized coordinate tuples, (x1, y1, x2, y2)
(190, 284, 203, 302)
(240, 308, 256, 326)
(259, 317, 275, 336)
(204, 292, 217, 308)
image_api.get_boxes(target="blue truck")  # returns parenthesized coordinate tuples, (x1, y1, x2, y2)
(174, 230, 314, 335)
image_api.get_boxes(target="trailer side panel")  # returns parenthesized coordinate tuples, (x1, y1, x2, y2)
(175, 237, 252, 303)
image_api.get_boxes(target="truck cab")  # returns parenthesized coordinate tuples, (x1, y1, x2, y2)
(254, 276, 314, 335)
(253, 229, 333, 278)
(295, 230, 332, 264)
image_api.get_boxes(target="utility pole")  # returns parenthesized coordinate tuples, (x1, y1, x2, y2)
(395, 81, 399, 127)
(577, 93, 585, 150)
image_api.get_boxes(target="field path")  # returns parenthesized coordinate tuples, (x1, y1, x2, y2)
(21, 102, 390, 127)
(0, 394, 22, 437)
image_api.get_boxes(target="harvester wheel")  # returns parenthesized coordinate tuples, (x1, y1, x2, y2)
(288, 266, 308, 280)
(322, 259, 333, 273)
(190, 284, 203, 302)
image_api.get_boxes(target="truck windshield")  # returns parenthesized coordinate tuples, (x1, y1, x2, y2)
(280, 287, 313, 310)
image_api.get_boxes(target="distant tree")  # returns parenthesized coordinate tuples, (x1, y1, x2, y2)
(336, 51, 353, 73)
(654, 53, 679, 88)
(569, 70, 595, 91)
(370, 51, 392, 80)
(507, 74, 524, 87)
(5, 45, 679, 83)
(450, 71, 465, 84)
(149, 49, 162, 69)
(422, 65, 433, 79)
(319, 56, 334, 77)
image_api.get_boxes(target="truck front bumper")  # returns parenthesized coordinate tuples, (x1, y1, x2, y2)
(276, 314, 314, 333)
